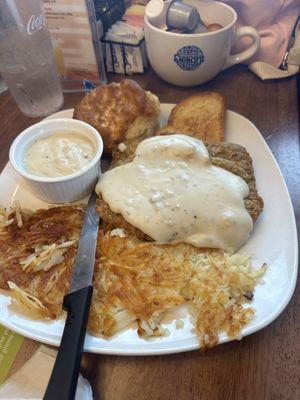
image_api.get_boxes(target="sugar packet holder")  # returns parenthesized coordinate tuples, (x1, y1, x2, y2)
(101, 37, 147, 75)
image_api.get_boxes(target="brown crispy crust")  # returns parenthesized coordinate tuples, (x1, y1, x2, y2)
(0, 206, 84, 315)
(97, 136, 264, 241)
(73, 79, 159, 153)
(96, 196, 152, 241)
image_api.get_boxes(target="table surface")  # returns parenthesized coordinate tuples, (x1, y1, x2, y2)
(0, 66, 299, 400)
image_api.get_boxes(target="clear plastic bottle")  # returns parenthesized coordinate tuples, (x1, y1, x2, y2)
(0, 0, 63, 117)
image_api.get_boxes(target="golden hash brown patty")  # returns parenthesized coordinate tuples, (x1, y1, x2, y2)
(0, 205, 266, 348)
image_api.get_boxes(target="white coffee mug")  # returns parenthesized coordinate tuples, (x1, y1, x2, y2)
(145, 0, 260, 87)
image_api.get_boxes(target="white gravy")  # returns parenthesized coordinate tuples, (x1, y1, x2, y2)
(24, 132, 95, 177)
(96, 134, 253, 251)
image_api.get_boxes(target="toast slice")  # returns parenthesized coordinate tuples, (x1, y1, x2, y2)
(157, 92, 225, 142)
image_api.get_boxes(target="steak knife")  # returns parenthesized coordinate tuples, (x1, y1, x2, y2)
(44, 192, 100, 400)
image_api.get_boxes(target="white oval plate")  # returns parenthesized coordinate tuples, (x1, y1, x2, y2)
(0, 105, 297, 355)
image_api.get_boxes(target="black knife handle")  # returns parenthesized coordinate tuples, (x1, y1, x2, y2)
(44, 285, 93, 400)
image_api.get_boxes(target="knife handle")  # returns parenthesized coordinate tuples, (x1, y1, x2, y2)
(44, 285, 93, 400)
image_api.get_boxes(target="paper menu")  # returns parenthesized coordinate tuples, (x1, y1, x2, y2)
(0, 325, 23, 384)
(42, 0, 106, 84)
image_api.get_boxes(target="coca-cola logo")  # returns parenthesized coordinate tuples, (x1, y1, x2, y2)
(27, 14, 44, 35)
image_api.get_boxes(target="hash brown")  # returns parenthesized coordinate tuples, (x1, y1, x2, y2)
(0, 205, 84, 317)
(0, 205, 266, 348)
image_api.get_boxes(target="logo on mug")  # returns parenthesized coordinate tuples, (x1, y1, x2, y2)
(173, 46, 205, 71)
(27, 14, 45, 35)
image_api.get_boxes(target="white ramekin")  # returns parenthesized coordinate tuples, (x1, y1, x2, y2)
(9, 118, 103, 203)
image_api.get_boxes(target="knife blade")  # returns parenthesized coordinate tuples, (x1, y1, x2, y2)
(70, 192, 100, 292)
(44, 192, 100, 400)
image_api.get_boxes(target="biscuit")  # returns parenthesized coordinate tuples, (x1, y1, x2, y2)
(73, 79, 160, 153)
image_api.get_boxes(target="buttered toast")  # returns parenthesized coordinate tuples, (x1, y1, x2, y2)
(157, 92, 225, 142)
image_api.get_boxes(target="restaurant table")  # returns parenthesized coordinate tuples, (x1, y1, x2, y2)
(0, 66, 299, 400)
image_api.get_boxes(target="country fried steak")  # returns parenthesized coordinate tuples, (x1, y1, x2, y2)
(96, 135, 264, 241)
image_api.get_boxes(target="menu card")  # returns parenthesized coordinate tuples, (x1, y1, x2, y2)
(42, 0, 106, 84)
(0, 326, 23, 384)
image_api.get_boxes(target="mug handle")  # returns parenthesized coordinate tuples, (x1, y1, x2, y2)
(222, 26, 260, 70)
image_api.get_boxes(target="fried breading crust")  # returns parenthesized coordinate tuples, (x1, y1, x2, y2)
(96, 135, 264, 240)
(73, 79, 160, 153)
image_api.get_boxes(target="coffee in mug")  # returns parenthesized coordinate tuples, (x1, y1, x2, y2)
(145, 0, 260, 87)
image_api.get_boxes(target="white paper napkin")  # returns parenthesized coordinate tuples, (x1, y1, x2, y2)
(105, 21, 146, 74)
(249, 61, 299, 80)
(248, 19, 300, 80)
(0, 345, 92, 400)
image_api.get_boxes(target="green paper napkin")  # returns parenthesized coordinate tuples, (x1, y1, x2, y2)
(0, 325, 24, 384)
